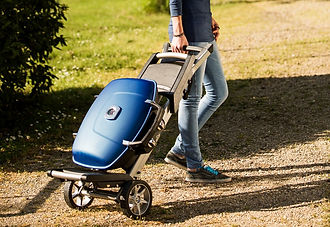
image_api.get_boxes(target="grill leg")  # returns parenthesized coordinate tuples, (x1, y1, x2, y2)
(128, 153, 151, 178)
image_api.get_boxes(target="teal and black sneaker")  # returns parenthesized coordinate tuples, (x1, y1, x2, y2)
(186, 165, 232, 183)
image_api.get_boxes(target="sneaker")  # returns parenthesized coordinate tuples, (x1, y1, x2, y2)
(185, 165, 232, 183)
(164, 150, 187, 170)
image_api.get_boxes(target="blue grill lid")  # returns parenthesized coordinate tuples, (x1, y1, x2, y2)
(72, 78, 157, 169)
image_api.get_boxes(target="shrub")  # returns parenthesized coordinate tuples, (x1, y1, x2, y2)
(0, 0, 67, 103)
(143, 0, 169, 13)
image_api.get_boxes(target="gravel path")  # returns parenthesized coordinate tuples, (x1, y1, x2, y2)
(0, 138, 328, 226)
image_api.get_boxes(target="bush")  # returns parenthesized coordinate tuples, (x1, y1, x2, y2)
(0, 0, 67, 102)
(143, 0, 169, 13)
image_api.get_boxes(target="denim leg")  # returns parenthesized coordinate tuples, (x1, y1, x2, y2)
(198, 41, 228, 130)
(171, 60, 206, 169)
(171, 41, 227, 169)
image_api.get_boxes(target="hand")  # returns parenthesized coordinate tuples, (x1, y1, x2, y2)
(171, 35, 189, 53)
(212, 17, 220, 41)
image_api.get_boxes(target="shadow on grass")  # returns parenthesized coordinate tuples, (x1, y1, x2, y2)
(0, 86, 103, 169)
(0, 74, 329, 171)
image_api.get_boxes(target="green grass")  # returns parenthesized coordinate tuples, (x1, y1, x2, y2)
(51, 0, 169, 89)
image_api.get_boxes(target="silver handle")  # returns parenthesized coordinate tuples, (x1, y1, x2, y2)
(122, 99, 162, 147)
(155, 52, 187, 60)
(160, 43, 213, 73)
(191, 43, 213, 73)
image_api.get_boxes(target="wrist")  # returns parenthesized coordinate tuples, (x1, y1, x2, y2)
(173, 32, 184, 37)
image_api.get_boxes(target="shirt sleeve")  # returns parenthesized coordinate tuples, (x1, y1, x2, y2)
(169, 0, 182, 17)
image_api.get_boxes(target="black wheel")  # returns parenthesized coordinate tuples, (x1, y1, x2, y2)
(121, 180, 152, 219)
(63, 180, 94, 209)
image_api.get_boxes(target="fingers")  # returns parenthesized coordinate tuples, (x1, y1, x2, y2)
(171, 36, 189, 53)
(176, 45, 187, 53)
(173, 45, 183, 53)
(171, 45, 184, 53)
(212, 26, 220, 42)
(171, 43, 185, 53)
(213, 30, 220, 41)
(212, 17, 221, 42)
(171, 45, 176, 53)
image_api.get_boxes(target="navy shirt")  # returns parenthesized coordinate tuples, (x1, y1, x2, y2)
(168, 0, 214, 42)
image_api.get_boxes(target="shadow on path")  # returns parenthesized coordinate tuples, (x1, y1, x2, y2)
(1, 74, 329, 172)
(149, 178, 329, 223)
(0, 178, 62, 218)
(153, 74, 330, 160)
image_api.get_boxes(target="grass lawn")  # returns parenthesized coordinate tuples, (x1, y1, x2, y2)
(50, 0, 170, 89)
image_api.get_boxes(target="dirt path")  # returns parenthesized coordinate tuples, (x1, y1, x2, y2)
(0, 1, 329, 226)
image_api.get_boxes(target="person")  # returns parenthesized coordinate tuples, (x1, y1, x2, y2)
(164, 0, 232, 183)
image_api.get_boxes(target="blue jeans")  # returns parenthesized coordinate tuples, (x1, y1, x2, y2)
(171, 40, 228, 169)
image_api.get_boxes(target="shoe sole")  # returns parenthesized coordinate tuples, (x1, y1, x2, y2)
(164, 157, 187, 170)
(185, 177, 232, 183)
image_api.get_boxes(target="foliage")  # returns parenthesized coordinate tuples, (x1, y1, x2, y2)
(143, 0, 169, 13)
(0, 0, 67, 105)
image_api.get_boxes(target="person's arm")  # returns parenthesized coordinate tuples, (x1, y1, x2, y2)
(171, 16, 189, 53)
(169, 0, 188, 53)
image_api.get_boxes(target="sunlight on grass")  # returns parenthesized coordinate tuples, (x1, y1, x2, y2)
(51, 0, 169, 90)
(51, 0, 330, 84)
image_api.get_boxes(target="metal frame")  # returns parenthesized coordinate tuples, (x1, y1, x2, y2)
(127, 98, 172, 178)
(47, 43, 213, 218)
(138, 43, 213, 113)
